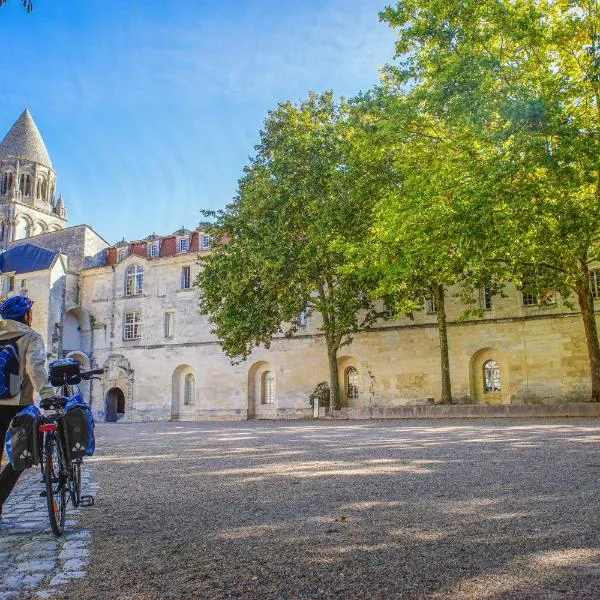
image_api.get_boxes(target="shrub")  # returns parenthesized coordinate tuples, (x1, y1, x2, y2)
(309, 381, 330, 410)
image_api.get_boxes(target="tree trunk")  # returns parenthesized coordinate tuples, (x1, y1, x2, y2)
(433, 284, 452, 404)
(327, 343, 341, 411)
(575, 258, 600, 402)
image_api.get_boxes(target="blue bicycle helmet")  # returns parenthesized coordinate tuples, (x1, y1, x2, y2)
(0, 296, 34, 320)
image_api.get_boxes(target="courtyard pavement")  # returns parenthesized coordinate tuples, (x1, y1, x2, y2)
(3, 418, 600, 599)
(0, 466, 97, 599)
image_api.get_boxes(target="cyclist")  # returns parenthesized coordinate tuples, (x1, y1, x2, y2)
(0, 296, 55, 519)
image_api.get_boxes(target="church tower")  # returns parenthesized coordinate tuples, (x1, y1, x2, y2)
(0, 109, 67, 248)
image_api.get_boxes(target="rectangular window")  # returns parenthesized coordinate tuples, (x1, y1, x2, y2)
(590, 269, 600, 300)
(177, 237, 189, 253)
(181, 266, 191, 289)
(522, 281, 556, 306)
(426, 295, 437, 313)
(148, 242, 159, 258)
(164, 312, 173, 338)
(200, 234, 213, 250)
(522, 286, 538, 306)
(8, 276, 14, 292)
(479, 286, 492, 310)
(297, 308, 308, 327)
(117, 248, 127, 262)
(123, 312, 141, 340)
(20, 279, 27, 289)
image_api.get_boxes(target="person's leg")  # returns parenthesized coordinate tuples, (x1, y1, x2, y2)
(0, 405, 24, 515)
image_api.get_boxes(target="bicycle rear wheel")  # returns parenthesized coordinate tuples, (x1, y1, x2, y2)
(44, 435, 67, 536)
(70, 459, 82, 507)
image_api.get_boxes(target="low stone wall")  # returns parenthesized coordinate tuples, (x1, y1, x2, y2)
(326, 403, 600, 420)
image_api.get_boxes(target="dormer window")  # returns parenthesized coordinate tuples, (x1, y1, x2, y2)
(177, 237, 189, 253)
(200, 234, 213, 250)
(148, 242, 159, 258)
(117, 247, 128, 262)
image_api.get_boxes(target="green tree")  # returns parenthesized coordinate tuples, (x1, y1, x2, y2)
(381, 0, 600, 401)
(0, 1, 33, 12)
(196, 92, 383, 410)
(345, 89, 507, 404)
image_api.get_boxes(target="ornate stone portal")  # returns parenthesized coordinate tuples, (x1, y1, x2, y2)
(101, 354, 134, 422)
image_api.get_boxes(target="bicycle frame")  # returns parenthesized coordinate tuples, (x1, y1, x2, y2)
(39, 371, 99, 535)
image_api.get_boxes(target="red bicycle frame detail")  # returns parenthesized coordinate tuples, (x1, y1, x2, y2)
(39, 423, 58, 433)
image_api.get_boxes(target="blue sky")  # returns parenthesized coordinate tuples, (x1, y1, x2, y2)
(0, 0, 396, 243)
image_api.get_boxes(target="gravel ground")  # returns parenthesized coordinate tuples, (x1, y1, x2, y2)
(63, 419, 600, 600)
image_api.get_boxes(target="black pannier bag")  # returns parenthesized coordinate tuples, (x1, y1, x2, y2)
(62, 403, 90, 461)
(6, 405, 41, 470)
(49, 358, 82, 387)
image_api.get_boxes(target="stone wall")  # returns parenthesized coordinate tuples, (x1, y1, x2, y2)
(79, 252, 599, 421)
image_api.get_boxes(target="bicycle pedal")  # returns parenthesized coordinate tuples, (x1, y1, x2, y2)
(79, 495, 94, 507)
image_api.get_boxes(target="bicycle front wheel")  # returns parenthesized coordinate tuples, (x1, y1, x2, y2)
(44, 435, 67, 536)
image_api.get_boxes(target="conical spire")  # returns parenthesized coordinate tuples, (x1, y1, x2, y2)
(0, 109, 52, 168)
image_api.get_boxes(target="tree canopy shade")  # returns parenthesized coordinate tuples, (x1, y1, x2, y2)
(0, 1, 33, 12)
(381, 0, 600, 401)
(196, 92, 383, 410)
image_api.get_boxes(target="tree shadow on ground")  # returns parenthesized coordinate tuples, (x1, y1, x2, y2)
(67, 419, 600, 599)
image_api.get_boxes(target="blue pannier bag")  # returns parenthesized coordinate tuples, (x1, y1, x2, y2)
(0, 336, 23, 400)
(63, 393, 95, 460)
(6, 404, 41, 470)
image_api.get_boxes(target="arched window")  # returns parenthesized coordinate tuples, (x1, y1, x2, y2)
(184, 373, 195, 405)
(0, 172, 10, 194)
(41, 179, 47, 200)
(261, 371, 274, 404)
(19, 174, 31, 196)
(346, 367, 359, 399)
(36, 179, 41, 199)
(125, 265, 144, 296)
(483, 360, 501, 393)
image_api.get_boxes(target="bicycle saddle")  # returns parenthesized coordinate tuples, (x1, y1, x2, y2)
(40, 396, 69, 410)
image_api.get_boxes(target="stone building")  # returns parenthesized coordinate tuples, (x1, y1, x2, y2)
(0, 108, 597, 421)
(0, 109, 66, 244)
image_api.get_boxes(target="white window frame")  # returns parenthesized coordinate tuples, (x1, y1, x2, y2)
(346, 366, 359, 399)
(479, 286, 492, 310)
(123, 312, 141, 340)
(297, 308, 308, 327)
(426, 295, 437, 313)
(181, 266, 191, 289)
(261, 371, 274, 404)
(483, 360, 501, 393)
(117, 247, 128, 262)
(177, 237, 189, 253)
(125, 265, 144, 296)
(200, 234, 213, 250)
(184, 373, 195, 406)
(590, 269, 600, 300)
(148, 242, 159, 258)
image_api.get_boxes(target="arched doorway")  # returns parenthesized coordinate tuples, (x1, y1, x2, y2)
(247, 361, 275, 419)
(63, 307, 93, 355)
(105, 387, 125, 422)
(170, 364, 196, 421)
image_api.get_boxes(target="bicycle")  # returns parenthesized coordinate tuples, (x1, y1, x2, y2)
(39, 359, 103, 536)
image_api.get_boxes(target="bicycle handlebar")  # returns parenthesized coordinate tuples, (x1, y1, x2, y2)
(80, 368, 104, 380)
